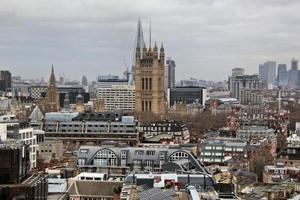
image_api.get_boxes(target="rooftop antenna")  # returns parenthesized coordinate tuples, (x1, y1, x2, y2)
(149, 21, 151, 47)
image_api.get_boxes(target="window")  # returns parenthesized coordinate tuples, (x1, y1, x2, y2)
(145, 160, 153, 168)
(236, 148, 243, 152)
(121, 159, 126, 166)
(225, 147, 232, 151)
(133, 160, 141, 167)
(169, 151, 189, 161)
(78, 159, 85, 165)
(149, 78, 152, 90)
(142, 78, 145, 90)
(146, 151, 155, 156)
(93, 149, 117, 166)
(149, 101, 152, 112)
(145, 78, 148, 90)
(145, 100, 148, 111)
(135, 150, 144, 156)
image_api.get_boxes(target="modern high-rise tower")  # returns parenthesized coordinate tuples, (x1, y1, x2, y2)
(129, 19, 145, 85)
(288, 59, 299, 88)
(166, 58, 176, 89)
(291, 59, 298, 70)
(135, 42, 166, 118)
(259, 61, 276, 89)
(277, 64, 288, 87)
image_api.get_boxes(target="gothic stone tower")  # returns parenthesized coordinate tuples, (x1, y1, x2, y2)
(45, 66, 60, 112)
(135, 43, 166, 118)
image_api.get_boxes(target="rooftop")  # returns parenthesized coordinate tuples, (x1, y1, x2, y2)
(68, 180, 123, 197)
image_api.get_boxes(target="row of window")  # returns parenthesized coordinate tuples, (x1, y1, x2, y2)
(47, 124, 133, 128)
(40, 149, 52, 153)
(134, 150, 156, 156)
(142, 100, 152, 112)
(203, 146, 245, 152)
(142, 127, 172, 131)
(142, 77, 152, 90)
(201, 158, 223, 163)
(21, 132, 33, 140)
(78, 150, 190, 167)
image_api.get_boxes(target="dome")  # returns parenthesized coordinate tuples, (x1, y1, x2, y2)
(76, 93, 84, 105)
(76, 93, 84, 100)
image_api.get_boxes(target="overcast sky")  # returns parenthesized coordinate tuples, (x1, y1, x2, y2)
(0, 0, 300, 82)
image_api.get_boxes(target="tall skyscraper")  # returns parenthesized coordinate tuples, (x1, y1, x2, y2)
(277, 64, 288, 87)
(259, 61, 276, 89)
(81, 76, 88, 86)
(135, 42, 166, 118)
(44, 66, 60, 112)
(129, 19, 145, 85)
(166, 58, 176, 89)
(259, 63, 267, 85)
(291, 59, 298, 70)
(288, 59, 299, 88)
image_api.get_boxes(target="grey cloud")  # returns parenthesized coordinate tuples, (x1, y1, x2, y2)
(0, 0, 300, 81)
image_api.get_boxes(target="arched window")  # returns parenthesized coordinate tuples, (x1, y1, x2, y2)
(145, 100, 148, 111)
(145, 78, 148, 90)
(149, 78, 152, 90)
(149, 101, 152, 112)
(142, 101, 145, 111)
(93, 149, 118, 166)
(169, 151, 189, 161)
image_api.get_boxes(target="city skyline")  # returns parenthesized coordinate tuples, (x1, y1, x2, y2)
(1, 0, 300, 81)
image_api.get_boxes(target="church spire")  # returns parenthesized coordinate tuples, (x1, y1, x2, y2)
(44, 64, 60, 112)
(49, 65, 56, 86)
(154, 42, 158, 52)
(160, 43, 165, 62)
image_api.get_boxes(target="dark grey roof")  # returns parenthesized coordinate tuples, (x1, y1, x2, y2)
(137, 188, 176, 200)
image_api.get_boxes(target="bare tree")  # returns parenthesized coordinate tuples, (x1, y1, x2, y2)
(249, 147, 274, 182)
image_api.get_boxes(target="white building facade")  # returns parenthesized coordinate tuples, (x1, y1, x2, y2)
(19, 127, 37, 169)
(96, 85, 135, 111)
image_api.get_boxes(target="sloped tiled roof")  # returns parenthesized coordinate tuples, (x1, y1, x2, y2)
(137, 187, 176, 200)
